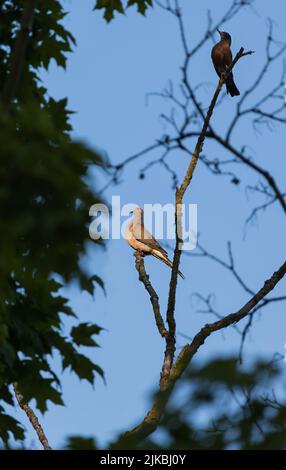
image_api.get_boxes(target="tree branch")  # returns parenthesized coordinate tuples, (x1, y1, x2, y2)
(211, 132, 286, 214)
(159, 47, 254, 388)
(186, 241, 286, 361)
(112, 1, 285, 449)
(1, 0, 37, 111)
(115, 258, 286, 448)
(13, 382, 52, 450)
(134, 253, 168, 338)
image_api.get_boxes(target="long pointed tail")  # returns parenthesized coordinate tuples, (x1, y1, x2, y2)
(152, 250, 185, 279)
(226, 76, 240, 97)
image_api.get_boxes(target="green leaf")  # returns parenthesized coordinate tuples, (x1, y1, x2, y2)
(94, 0, 152, 20)
(63, 352, 104, 384)
(64, 435, 97, 450)
(127, 0, 153, 15)
(92, 363, 105, 381)
(16, 361, 64, 413)
(0, 407, 25, 444)
(80, 274, 105, 296)
(90, 274, 106, 295)
(94, 0, 124, 22)
(71, 323, 103, 347)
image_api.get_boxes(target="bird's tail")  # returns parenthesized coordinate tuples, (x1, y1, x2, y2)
(226, 76, 240, 97)
(152, 250, 185, 279)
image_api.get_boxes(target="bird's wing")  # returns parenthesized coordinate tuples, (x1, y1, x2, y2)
(132, 222, 168, 257)
(212, 42, 233, 74)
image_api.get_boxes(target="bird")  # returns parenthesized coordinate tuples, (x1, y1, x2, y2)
(125, 207, 184, 279)
(211, 30, 240, 97)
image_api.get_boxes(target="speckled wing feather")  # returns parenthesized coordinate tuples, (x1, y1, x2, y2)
(132, 223, 168, 257)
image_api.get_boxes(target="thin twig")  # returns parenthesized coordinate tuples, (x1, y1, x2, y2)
(134, 252, 168, 338)
(13, 382, 52, 450)
(212, 132, 286, 214)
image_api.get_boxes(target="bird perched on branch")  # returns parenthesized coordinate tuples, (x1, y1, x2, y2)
(212, 30, 240, 97)
(125, 207, 184, 279)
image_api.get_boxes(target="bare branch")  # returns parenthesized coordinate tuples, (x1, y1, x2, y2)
(13, 382, 52, 450)
(186, 241, 286, 361)
(115, 258, 286, 448)
(134, 253, 168, 338)
(189, 241, 255, 296)
(226, 20, 286, 141)
(158, 48, 254, 391)
(211, 132, 286, 214)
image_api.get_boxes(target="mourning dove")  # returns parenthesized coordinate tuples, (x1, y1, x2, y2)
(125, 207, 184, 279)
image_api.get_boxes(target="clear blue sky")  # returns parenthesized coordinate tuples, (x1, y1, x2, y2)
(15, 0, 286, 449)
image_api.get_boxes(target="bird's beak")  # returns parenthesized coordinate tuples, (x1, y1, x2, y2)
(217, 28, 221, 36)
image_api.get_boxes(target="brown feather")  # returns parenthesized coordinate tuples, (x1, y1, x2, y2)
(211, 40, 239, 96)
(132, 223, 168, 257)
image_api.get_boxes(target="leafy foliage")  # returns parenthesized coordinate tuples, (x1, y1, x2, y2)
(94, 0, 153, 22)
(127, 0, 153, 15)
(0, 0, 106, 445)
(142, 357, 286, 450)
(64, 435, 98, 450)
(71, 323, 103, 347)
(0, 405, 25, 444)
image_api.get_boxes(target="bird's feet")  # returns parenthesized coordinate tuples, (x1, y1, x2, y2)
(134, 250, 145, 258)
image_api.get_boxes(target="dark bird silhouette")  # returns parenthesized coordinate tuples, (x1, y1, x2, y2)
(211, 30, 240, 97)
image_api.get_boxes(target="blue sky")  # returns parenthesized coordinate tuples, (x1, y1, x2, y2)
(15, 0, 286, 449)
